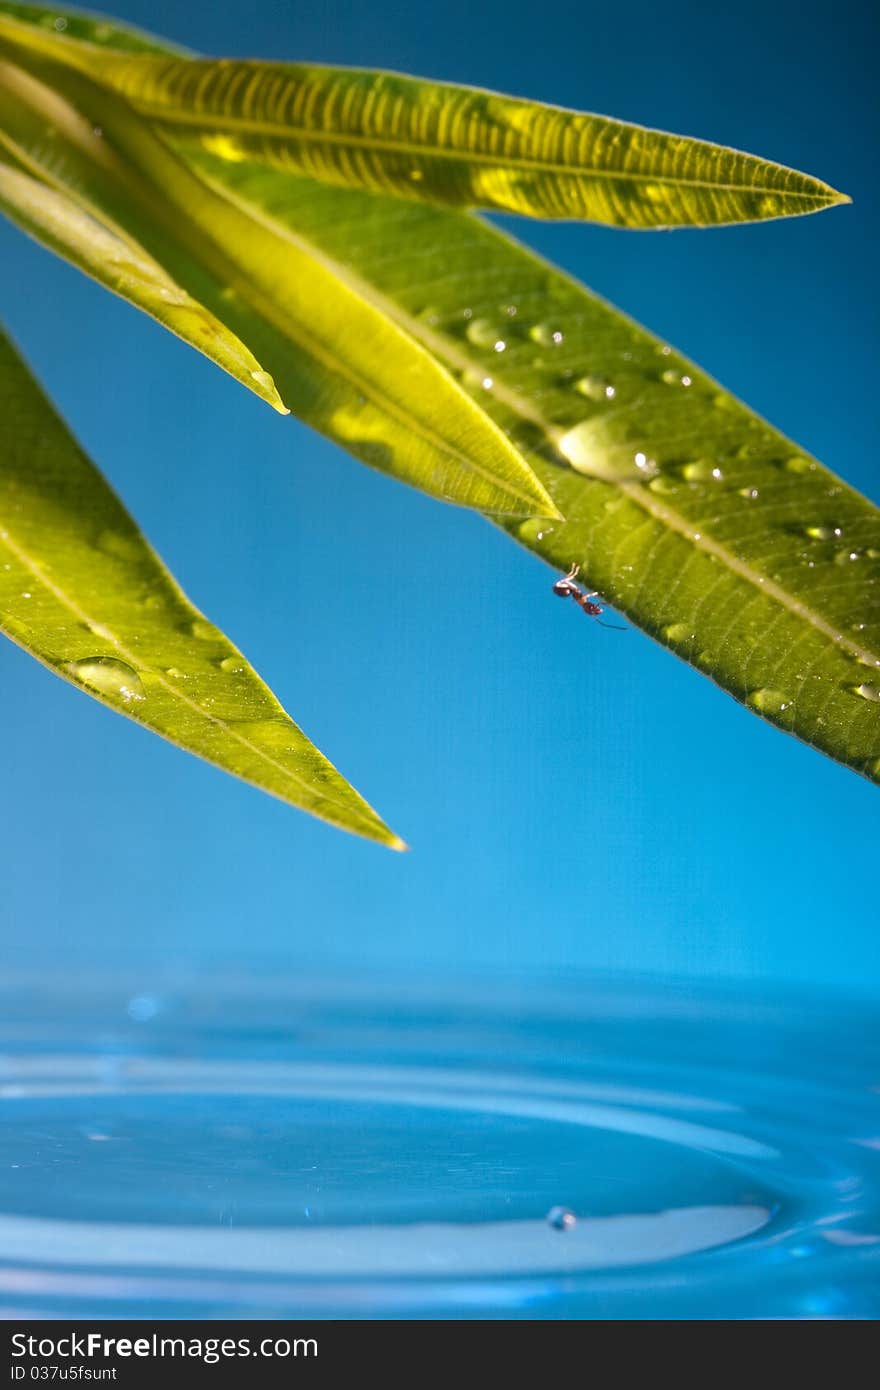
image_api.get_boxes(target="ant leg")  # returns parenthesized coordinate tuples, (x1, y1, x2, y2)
(595, 617, 628, 631)
(563, 562, 580, 582)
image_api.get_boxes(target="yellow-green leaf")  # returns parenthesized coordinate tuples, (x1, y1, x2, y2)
(0, 325, 404, 847)
(2, 4, 848, 228)
(184, 158, 880, 787)
(0, 151, 289, 414)
(0, 12, 560, 520)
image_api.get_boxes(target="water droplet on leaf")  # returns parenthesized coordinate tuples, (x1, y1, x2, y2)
(574, 375, 615, 402)
(67, 656, 146, 703)
(681, 460, 723, 482)
(747, 688, 792, 715)
(529, 324, 564, 347)
(465, 318, 504, 350)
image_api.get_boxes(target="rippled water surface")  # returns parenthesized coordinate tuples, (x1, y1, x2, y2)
(1, 973, 878, 1318)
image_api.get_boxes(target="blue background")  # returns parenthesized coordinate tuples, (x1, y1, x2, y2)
(1, 0, 877, 991)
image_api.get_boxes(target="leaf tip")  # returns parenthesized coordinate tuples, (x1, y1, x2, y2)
(387, 833, 410, 853)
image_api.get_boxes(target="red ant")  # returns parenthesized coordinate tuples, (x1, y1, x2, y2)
(552, 564, 626, 629)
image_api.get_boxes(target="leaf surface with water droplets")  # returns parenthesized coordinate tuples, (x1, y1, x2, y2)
(0, 327, 404, 846)
(180, 158, 880, 786)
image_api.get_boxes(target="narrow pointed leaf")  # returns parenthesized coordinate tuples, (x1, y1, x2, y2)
(0, 326, 404, 846)
(181, 156, 880, 786)
(0, 4, 848, 229)
(0, 153, 289, 414)
(0, 14, 560, 521)
(1, 4, 874, 783)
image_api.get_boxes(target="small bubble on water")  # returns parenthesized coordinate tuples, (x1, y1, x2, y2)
(546, 1205, 577, 1231)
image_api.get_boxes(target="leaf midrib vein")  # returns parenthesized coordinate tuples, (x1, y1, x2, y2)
(136, 99, 831, 201)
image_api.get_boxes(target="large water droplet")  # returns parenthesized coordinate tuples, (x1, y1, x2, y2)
(852, 683, 880, 702)
(556, 421, 657, 481)
(529, 324, 564, 347)
(67, 657, 146, 704)
(546, 1205, 576, 1231)
(465, 318, 505, 351)
(219, 656, 246, 674)
(663, 623, 694, 644)
(661, 369, 692, 388)
(738, 487, 759, 500)
(805, 525, 842, 541)
(747, 689, 792, 715)
(785, 455, 815, 474)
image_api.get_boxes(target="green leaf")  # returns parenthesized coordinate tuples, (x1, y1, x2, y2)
(0, 326, 405, 847)
(0, 12, 560, 521)
(177, 156, 880, 787)
(0, 1, 183, 56)
(1, 4, 875, 785)
(0, 3, 848, 229)
(0, 152, 289, 414)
